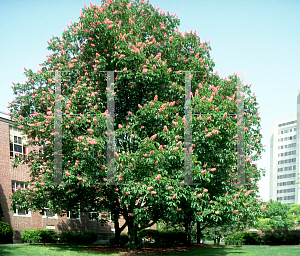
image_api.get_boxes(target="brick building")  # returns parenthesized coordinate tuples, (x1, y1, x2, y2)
(0, 111, 155, 243)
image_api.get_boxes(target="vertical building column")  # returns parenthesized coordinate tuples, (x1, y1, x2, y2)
(296, 89, 300, 204)
(269, 122, 276, 200)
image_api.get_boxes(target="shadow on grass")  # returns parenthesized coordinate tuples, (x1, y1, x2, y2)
(0, 244, 247, 256)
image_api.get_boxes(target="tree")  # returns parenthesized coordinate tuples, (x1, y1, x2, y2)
(288, 204, 300, 228)
(255, 200, 294, 230)
(8, 0, 265, 250)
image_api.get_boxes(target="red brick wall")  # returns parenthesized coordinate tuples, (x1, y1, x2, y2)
(1, 118, 155, 241)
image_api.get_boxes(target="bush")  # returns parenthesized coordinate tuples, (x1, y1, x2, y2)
(109, 234, 128, 245)
(21, 229, 57, 244)
(262, 233, 284, 245)
(138, 229, 159, 244)
(0, 221, 13, 244)
(58, 231, 97, 244)
(158, 230, 186, 246)
(242, 232, 261, 245)
(284, 233, 299, 245)
(225, 232, 245, 245)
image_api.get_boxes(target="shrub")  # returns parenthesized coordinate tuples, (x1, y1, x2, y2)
(225, 232, 245, 245)
(242, 232, 261, 245)
(283, 233, 299, 245)
(21, 229, 57, 244)
(158, 230, 186, 246)
(262, 233, 284, 245)
(137, 229, 159, 244)
(0, 221, 13, 244)
(58, 231, 97, 244)
(109, 234, 128, 245)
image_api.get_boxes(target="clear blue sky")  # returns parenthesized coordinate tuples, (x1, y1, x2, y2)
(1, 0, 300, 201)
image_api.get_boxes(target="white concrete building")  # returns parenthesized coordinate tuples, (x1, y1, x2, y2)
(269, 90, 300, 205)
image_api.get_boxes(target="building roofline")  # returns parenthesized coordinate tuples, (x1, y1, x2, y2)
(0, 111, 14, 125)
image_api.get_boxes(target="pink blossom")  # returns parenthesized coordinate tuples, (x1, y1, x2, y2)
(215, 211, 219, 215)
(175, 135, 179, 140)
(203, 189, 208, 193)
(151, 191, 157, 194)
(130, 134, 134, 138)
(168, 186, 172, 190)
(159, 145, 163, 150)
(228, 201, 232, 205)
(84, 148, 89, 151)
(163, 126, 168, 132)
(150, 134, 157, 140)
(155, 174, 161, 180)
(147, 186, 153, 190)
(176, 141, 182, 146)
(173, 147, 178, 151)
(197, 193, 202, 198)
(142, 68, 147, 73)
(173, 194, 177, 199)
(154, 95, 158, 101)
(126, 191, 130, 195)
(233, 210, 238, 214)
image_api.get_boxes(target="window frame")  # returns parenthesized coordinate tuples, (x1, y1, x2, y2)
(42, 208, 58, 219)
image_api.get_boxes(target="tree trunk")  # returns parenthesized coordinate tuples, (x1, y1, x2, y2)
(197, 221, 201, 244)
(113, 214, 120, 244)
(127, 221, 137, 250)
(185, 220, 193, 245)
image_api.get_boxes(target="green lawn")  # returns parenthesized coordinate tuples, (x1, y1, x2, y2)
(0, 244, 300, 256)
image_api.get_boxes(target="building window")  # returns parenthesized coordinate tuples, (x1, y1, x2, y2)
(42, 209, 58, 219)
(89, 212, 100, 221)
(278, 173, 296, 179)
(67, 210, 80, 220)
(9, 126, 26, 157)
(284, 195, 295, 200)
(12, 181, 31, 217)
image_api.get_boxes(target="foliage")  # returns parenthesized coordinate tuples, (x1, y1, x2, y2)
(109, 233, 128, 245)
(254, 218, 272, 231)
(225, 232, 245, 245)
(288, 204, 300, 228)
(262, 233, 284, 245)
(21, 229, 57, 244)
(0, 221, 13, 244)
(257, 200, 294, 230)
(9, 0, 265, 250)
(137, 229, 159, 243)
(58, 231, 97, 244)
(158, 230, 186, 246)
(242, 232, 261, 245)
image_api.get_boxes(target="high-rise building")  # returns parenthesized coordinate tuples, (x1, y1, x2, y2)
(270, 90, 300, 205)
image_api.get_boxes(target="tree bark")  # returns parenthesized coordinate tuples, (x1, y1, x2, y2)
(127, 221, 138, 250)
(185, 220, 193, 245)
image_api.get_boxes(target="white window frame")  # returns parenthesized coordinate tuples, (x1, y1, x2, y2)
(89, 212, 100, 221)
(9, 126, 27, 158)
(67, 210, 80, 220)
(42, 208, 58, 219)
(12, 181, 31, 217)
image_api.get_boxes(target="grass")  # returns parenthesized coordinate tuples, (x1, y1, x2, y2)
(0, 244, 116, 256)
(0, 244, 300, 256)
(167, 245, 300, 256)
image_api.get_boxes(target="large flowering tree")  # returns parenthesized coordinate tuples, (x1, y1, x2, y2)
(9, 0, 266, 250)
